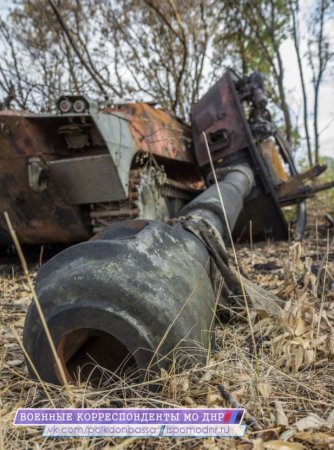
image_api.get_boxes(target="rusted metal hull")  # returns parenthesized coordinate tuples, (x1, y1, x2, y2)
(0, 113, 90, 244)
(0, 103, 199, 244)
(2, 71, 330, 246)
(192, 71, 289, 241)
(118, 103, 194, 164)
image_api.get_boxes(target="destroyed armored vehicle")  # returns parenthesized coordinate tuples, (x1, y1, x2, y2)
(0, 70, 331, 247)
(2, 70, 333, 385)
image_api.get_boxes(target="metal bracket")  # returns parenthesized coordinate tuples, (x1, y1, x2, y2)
(28, 157, 48, 192)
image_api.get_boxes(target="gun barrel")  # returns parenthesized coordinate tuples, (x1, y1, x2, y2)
(23, 165, 254, 385)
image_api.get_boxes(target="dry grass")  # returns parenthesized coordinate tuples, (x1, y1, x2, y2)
(0, 195, 334, 450)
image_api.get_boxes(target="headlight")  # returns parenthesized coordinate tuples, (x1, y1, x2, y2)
(58, 98, 72, 113)
(73, 99, 87, 113)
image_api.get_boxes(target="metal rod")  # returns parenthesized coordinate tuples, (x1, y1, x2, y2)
(90, 208, 139, 219)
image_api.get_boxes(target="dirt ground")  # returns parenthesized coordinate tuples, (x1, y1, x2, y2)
(0, 190, 333, 450)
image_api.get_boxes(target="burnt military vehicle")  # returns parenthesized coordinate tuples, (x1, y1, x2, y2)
(2, 71, 333, 385)
(0, 70, 330, 247)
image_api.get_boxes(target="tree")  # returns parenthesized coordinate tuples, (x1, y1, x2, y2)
(0, 0, 100, 110)
(307, 0, 333, 164)
(96, 0, 221, 118)
(289, 0, 313, 166)
(0, 0, 222, 119)
(213, 0, 293, 145)
(0, 0, 332, 166)
(287, 0, 333, 165)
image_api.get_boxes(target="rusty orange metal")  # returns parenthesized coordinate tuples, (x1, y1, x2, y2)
(259, 138, 289, 185)
(115, 103, 195, 164)
(0, 110, 90, 244)
(0, 102, 199, 245)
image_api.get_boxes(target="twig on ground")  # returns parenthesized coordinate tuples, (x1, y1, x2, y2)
(217, 383, 263, 431)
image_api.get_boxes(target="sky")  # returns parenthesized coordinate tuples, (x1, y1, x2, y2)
(0, 0, 332, 162)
